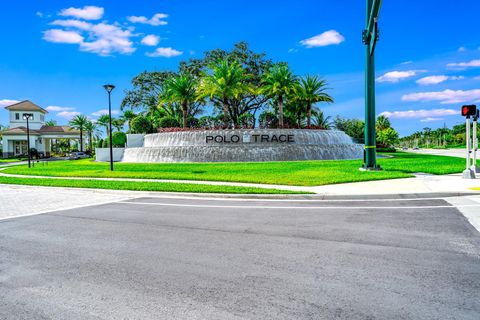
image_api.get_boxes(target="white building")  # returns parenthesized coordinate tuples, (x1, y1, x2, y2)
(2, 100, 81, 158)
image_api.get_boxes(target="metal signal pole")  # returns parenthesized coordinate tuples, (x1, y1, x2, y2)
(362, 0, 382, 170)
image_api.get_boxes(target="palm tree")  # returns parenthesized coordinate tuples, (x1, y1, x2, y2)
(162, 74, 198, 128)
(297, 75, 333, 127)
(121, 110, 137, 133)
(69, 115, 88, 152)
(312, 109, 332, 129)
(376, 115, 391, 131)
(45, 119, 57, 126)
(112, 118, 125, 132)
(84, 120, 100, 152)
(96, 114, 110, 137)
(262, 64, 298, 128)
(197, 59, 250, 128)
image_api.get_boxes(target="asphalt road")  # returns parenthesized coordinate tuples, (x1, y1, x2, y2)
(1, 196, 479, 319)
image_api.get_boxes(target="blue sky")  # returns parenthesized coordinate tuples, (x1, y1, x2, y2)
(0, 0, 479, 136)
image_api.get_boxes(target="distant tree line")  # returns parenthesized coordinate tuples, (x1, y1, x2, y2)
(400, 123, 479, 149)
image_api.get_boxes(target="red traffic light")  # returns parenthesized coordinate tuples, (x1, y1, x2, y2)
(461, 105, 477, 117)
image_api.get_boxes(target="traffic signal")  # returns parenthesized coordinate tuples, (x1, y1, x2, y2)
(461, 105, 477, 117)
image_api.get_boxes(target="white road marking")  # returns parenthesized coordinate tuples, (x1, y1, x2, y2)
(119, 201, 480, 210)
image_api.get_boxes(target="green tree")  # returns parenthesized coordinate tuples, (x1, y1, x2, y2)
(312, 109, 332, 129)
(181, 42, 273, 125)
(262, 64, 298, 128)
(96, 114, 110, 137)
(112, 118, 125, 132)
(130, 115, 152, 134)
(69, 114, 88, 152)
(84, 120, 100, 153)
(297, 75, 333, 127)
(162, 74, 199, 128)
(45, 119, 57, 126)
(334, 116, 365, 142)
(197, 59, 251, 127)
(377, 127, 399, 147)
(120, 110, 137, 133)
(121, 71, 176, 112)
(376, 115, 391, 131)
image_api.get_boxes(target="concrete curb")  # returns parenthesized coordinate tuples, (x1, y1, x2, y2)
(0, 183, 477, 201)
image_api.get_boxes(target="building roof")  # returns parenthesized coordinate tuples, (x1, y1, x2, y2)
(1, 125, 79, 136)
(1, 127, 40, 135)
(5, 100, 48, 114)
(39, 125, 80, 134)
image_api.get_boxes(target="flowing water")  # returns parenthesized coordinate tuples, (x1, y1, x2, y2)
(122, 129, 363, 163)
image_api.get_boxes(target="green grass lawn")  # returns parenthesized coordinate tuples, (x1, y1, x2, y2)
(0, 158, 25, 163)
(0, 176, 305, 194)
(1, 152, 465, 186)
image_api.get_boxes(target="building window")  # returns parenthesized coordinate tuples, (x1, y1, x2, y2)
(40, 115, 44, 122)
(15, 113, 19, 120)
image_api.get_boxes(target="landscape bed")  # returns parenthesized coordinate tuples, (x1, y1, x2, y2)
(1, 152, 465, 187)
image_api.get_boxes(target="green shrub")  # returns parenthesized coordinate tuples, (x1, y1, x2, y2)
(112, 132, 126, 147)
(130, 115, 152, 134)
(259, 111, 278, 129)
(238, 113, 255, 128)
(158, 116, 180, 128)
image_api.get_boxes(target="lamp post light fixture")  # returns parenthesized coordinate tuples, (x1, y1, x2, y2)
(22, 113, 34, 168)
(103, 84, 116, 171)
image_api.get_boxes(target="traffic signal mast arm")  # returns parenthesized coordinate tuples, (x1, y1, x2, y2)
(363, 0, 382, 56)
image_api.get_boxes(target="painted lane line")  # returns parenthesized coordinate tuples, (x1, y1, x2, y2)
(119, 201, 480, 210)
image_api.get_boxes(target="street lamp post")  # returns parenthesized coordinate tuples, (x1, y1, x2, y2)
(103, 84, 116, 171)
(23, 113, 33, 168)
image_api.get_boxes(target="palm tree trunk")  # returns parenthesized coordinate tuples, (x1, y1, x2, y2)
(182, 101, 188, 128)
(80, 128, 83, 152)
(89, 132, 93, 152)
(307, 104, 312, 127)
(223, 96, 229, 128)
(278, 95, 284, 128)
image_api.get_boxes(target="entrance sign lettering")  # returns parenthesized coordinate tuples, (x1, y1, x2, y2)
(206, 134, 295, 144)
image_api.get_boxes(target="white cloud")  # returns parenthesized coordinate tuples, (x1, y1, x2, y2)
(416, 75, 449, 85)
(146, 47, 183, 58)
(0, 99, 21, 108)
(43, 29, 84, 44)
(416, 75, 464, 86)
(36, 11, 43, 18)
(458, 46, 466, 52)
(402, 89, 480, 104)
(51, 19, 92, 30)
(376, 70, 426, 83)
(420, 117, 443, 122)
(380, 108, 457, 119)
(141, 34, 160, 46)
(91, 109, 119, 117)
(45, 20, 136, 56)
(399, 61, 413, 65)
(79, 23, 136, 56)
(447, 59, 480, 70)
(474, 76, 480, 80)
(127, 13, 168, 26)
(59, 6, 104, 20)
(300, 30, 345, 48)
(57, 111, 81, 120)
(46, 106, 75, 112)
